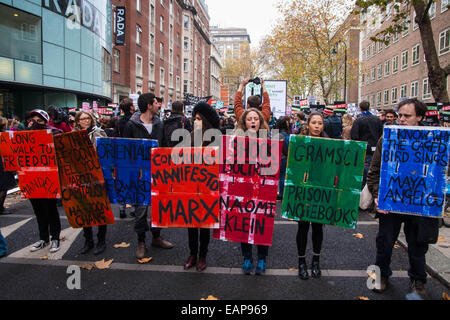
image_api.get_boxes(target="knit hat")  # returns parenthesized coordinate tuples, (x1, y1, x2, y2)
(193, 102, 220, 129)
(323, 107, 334, 116)
(30, 109, 50, 123)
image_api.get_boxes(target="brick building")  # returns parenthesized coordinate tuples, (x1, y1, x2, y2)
(359, 0, 450, 111)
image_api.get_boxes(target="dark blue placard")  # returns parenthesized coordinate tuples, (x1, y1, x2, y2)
(96, 138, 158, 205)
(378, 126, 450, 217)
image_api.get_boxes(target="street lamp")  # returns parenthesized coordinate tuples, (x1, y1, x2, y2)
(332, 40, 347, 103)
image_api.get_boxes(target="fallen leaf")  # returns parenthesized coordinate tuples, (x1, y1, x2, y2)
(79, 264, 94, 271)
(94, 259, 114, 269)
(137, 257, 153, 264)
(114, 242, 131, 248)
(438, 236, 446, 243)
(368, 273, 376, 280)
(358, 296, 370, 300)
(394, 241, 400, 249)
(288, 267, 297, 271)
(443, 292, 450, 300)
(353, 233, 364, 239)
(201, 295, 219, 300)
(41, 255, 48, 260)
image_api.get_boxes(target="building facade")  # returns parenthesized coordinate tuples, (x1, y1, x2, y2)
(210, 42, 222, 101)
(210, 26, 251, 59)
(0, 0, 113, 118)
(359, 0, 450, 111)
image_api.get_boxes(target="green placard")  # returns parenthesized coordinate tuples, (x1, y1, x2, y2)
(281, 136, 367, 229)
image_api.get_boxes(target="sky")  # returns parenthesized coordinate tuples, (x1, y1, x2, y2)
(206, 0, 281, 48)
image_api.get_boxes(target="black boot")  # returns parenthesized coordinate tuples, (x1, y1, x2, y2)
(298, 258, 309, 280)
(119, 209, 127, 219)
(94, 241, 106, 255)
(81, 239, 94, 254)
(311, 257, 322, 278)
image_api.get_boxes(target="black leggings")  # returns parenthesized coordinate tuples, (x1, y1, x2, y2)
(296, 221, 323, 257)
(188, 228, 210, 258)
(29, 198, 61, 242)
(0, 190, 6, 209)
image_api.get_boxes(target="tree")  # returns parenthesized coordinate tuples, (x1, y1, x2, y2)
(263, 0, 358, 105)
(356, 0, 449, 102)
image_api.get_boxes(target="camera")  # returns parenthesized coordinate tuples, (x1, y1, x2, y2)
(249, 77, 261, 85)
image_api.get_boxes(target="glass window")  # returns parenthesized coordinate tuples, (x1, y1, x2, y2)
(423, 78, 432, 99)
(184, 15, 189, 29)
(137, 0, 141, 12)
(402, 16, 410, 37)
(412, 44, 420, 66)
(384, 89, 389, 105)
(136, 55, 142, 77)
(439, 28, 450, 55)
(0, 5, 42, 64)
(411, 81, 419, 97)
(160, 67, 165, 83)
(384, 60, 390, 77)
(392, 55, 399, 73)
(400, 84, 407, 98)
(113, 49, 120, 73)
(377, 91, 382, 106)
(160, 43, 164, 60)
(392, 87, 398, 104)
(442, 0, 449, 13)
(401, 50, 409, 70)
(429, 2, 436, 19)
(149, 62, 154, 80)
(136, 25, 142, 45)
(160, 16, 164, 32)
(377, 64, 383, 80)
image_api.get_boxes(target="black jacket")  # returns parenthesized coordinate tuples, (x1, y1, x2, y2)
(350, 113, 383, 155)
(115, 113, 133, 137)
(123, 112, 164, 147)
(163, 114, 193, 147)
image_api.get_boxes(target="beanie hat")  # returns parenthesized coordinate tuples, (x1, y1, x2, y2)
(323, 107, 334, 116)
(193, 102, 220, 129)
(30, 109, 50, 123)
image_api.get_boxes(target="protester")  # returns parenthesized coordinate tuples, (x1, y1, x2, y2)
(293, 112, 306, 134)
(269, 112, 276, 128)
(234, 78, 271, 123)
(350, 101, 383, 189)
(27, 109, 63, 253)
(384, 109, 398, 126)
(297, 112, 328, 280)
(73, 111, 108, 255)
(17, 112, 32, 131)
(99, 116, 117, 137)
(7, 117, 20, 131)
(378, 111, 386, 124)
(234, 108, 271, 275)
(367, 98, 436, 298)
(0, 117, 16, 215)
(323, 108, 342, 139)
(123, 93, 174, 259)
(47, 106, 72, 133)
(163, 101, 192, 147)
(273, 116, 291, 200)
(68, 111, 76, 130)
(341, 113, 354, 140)
(183, 102, 220, 272)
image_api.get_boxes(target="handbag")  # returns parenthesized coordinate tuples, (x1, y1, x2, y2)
(359, 184, 373, 210)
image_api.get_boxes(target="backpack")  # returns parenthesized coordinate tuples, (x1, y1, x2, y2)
(164, 116, 188, 147)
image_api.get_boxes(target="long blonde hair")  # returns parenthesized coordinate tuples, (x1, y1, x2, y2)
(342, 113, 354, 128)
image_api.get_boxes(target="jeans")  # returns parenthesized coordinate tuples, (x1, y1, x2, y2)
(376, 213, 429, 283)
(134, 205, 161, 242)
(188, 228, 210, 258)
(241, 243, 268, 261)
(0, 230, 7, 256)
(29, 199, 61, 242)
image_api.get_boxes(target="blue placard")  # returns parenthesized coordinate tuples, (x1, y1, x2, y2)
(96, 138, 158, 205)
(378, 126, 450, 217)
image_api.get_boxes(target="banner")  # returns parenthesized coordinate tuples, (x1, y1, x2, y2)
(184, 93, 212, 106)
(281, 135, 367, 229)
(264, 80, 287, 120)
(0, 130, 60, 198)
(97, 137, 158, 205)
(54, 131, 115, 228)
(151, 147, 220, 229)
(115, 6, 126, 46)
(378, 126, 450, 218)
(213, 136, 282, 246)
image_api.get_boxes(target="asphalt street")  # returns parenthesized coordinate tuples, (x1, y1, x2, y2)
(0, 196, 448, 301)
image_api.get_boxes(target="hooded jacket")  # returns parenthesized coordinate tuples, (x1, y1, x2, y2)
(123, 111, 164, 147)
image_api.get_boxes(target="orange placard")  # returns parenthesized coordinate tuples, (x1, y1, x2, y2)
(54, 131, 115, 228)
(151, 147, 220, 229)
(0, 130, 61, 198)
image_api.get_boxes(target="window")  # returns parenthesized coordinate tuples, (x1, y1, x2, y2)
(136, 55, 143, 77)
(184, 15, 189, 29)
(384, 60, 391, 77)
(401, 50, 409, 70)
(137, 0, 141, 12)
(384, 89, 389, 105)
(149, 63, 154, 81)
(378, 41, 383, 53)
(160, 67, 165, 84)
(150, 34, 155, 49)
(392, 87, 398, 104)
(136, 25, 142, 45)
(412, 44, 420, 66)
(392, 55, 399, 73)
(413, 12, 418, 31)
(160, 43, 164, 60)
(400, 84, 408, 98)
(439, 28, 450, 55)
(176, 76, 180, 91)
(160, 0, 164, 7)
(366, 72, 370, 85)
(150, 5, 155, 24)
(442, 0, 449, 13)
(377, 91, 382, 106)
(371, 67, 376, 82)
(160, 16, 164, 32)
(169, 72, 173, 88)
(183, 58, 189, 72)
(169, 0, 173, 15)
(429, 2, 436, 19)
(366, 47, 370, 60)
(386, 3, 392, 20)
(113, 49, 120, 73)
(402, 16, 410, 37)
(377, 64, 383, 80)
(393, 32, 399, 43)
(371, 42, 376, 56)
(423, 78, 432, 99)
(184, 37, 189, 51)
(411, 81, 419, 97)
(184, 80, 188, 93)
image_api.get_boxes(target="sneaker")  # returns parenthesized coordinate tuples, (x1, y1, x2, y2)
(30, 240, 49, 252)
(49, 240, 60, 253)
(255, 259, 266, 275)
(242, 259, 254, 275)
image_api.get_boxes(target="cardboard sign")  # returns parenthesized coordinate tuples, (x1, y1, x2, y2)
(97, 137, 158, 205)
(378, 126, 450, 218)
(151, 147, 220, 229)
(54, 131, 115, 228)
(0, 130, 61, 198)
(281, 136, 367, 229)
(213, 136, 282, 246)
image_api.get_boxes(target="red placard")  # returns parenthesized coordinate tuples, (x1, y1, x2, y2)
(151, 147, 220, 229)
(213, 136, 282, 246)
(54, 131, 115, 228)
(0, 130, 61, 198)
